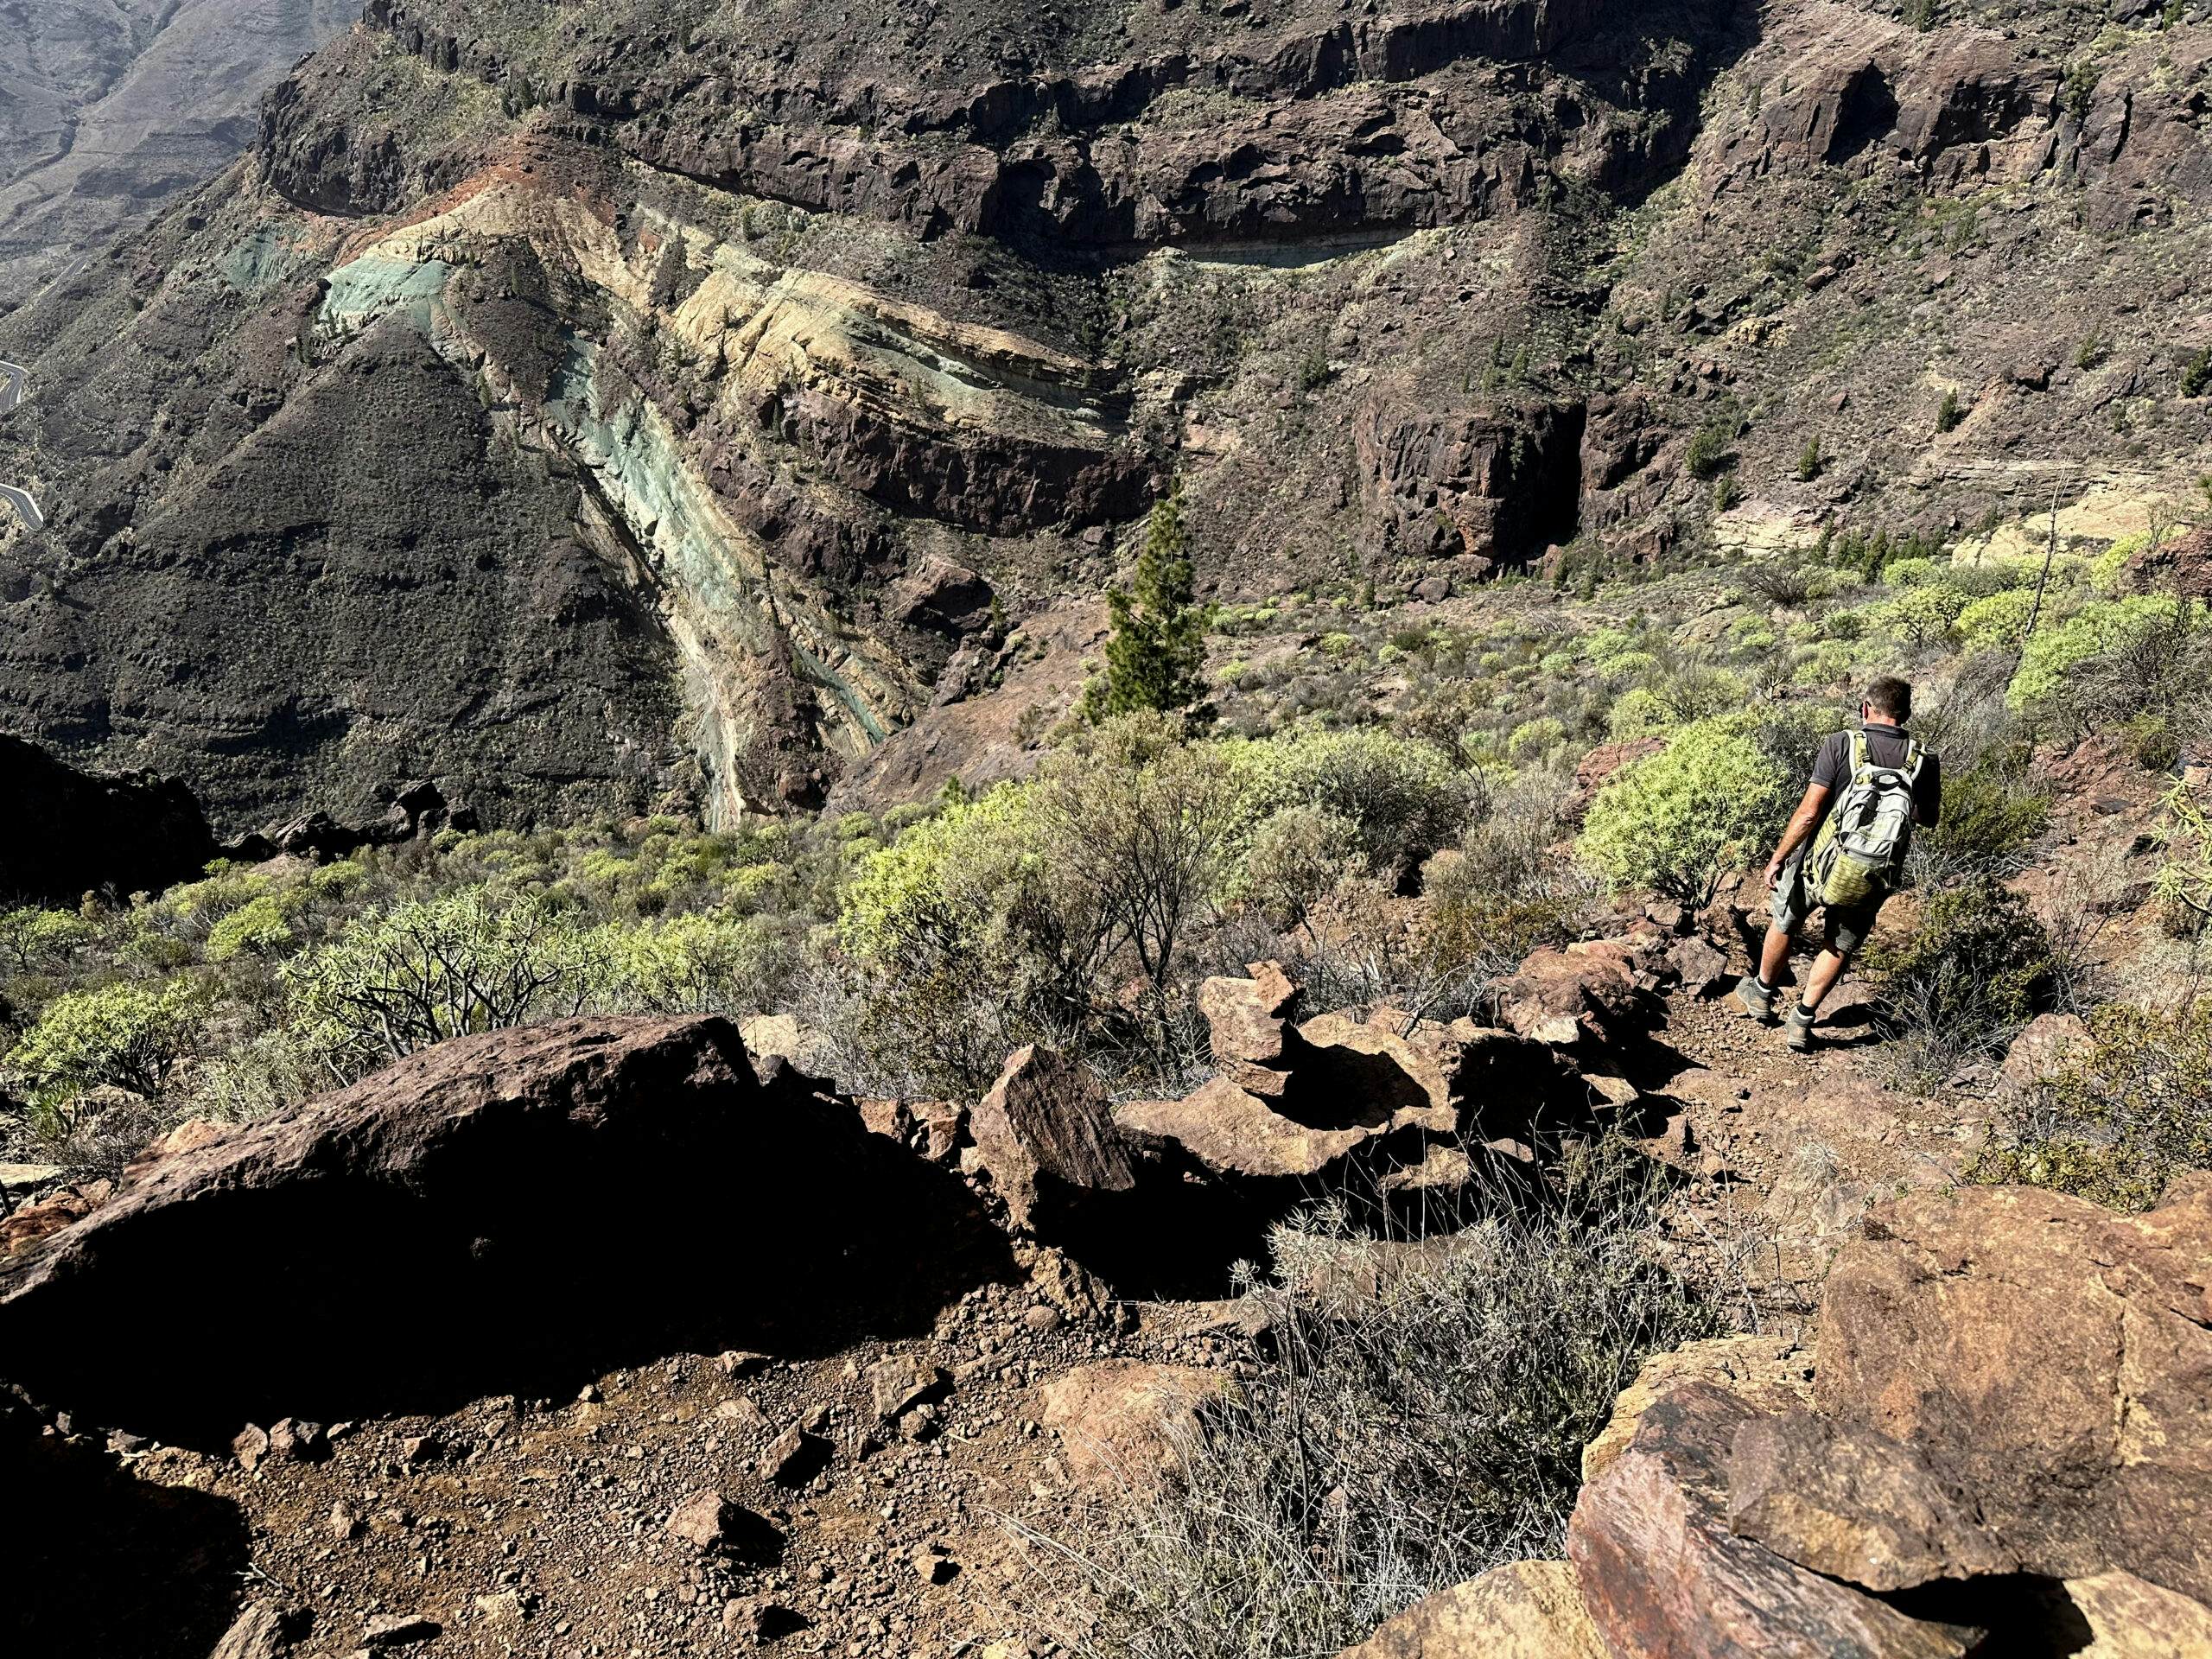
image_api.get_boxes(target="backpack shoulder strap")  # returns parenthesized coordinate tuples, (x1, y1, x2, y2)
(1848, 730, 1870, 778)
(1901, 740, 1927, 782)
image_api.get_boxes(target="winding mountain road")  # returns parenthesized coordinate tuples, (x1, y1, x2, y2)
(0, 360, 44, 530)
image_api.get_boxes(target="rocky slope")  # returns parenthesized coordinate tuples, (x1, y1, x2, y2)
(0, 0, 361, 309)
(1, 0, 2205, 834)
(5, 937, 2207, 1659)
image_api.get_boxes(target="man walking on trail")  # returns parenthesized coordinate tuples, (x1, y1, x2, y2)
(1737, 677, 1942, 1052)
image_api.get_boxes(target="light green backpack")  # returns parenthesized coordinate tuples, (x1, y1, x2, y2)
(1807, 732, 1927, 908)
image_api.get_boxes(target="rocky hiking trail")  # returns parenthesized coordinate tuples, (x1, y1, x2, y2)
(3, 863, 2208, 1659)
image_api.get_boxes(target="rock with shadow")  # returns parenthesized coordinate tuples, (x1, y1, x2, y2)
(0, 1016, 1014, 1442)
(0, 1408, 253, 1659)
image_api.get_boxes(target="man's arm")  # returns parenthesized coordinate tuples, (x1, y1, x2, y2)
(1764, 781, 1833, 888)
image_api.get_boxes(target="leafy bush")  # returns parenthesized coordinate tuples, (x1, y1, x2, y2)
(205, 893, 300, 963)
(1012, 1161, 1719, 1659)
(5, 980, 207, 1124)
(283, 889, 604, 1084)
(1915, 759, 2049, 886)
(1953, 588, 2040, 652)
(1684, 423, 1732, 480)
(0, 906, 96, 973)
(2153, 779, 2212, 938)
(2006, 597, 2174, 712)
(1580, 711, 1795, 905)
(1232, 727, 1476, 878)
(1870, 880, 2062, 1086)
(1972, 1003, 2211, 1211)
(1085, 491, 1214, 723)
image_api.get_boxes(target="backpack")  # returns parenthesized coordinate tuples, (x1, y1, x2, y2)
(1806, 732, 1927, 909)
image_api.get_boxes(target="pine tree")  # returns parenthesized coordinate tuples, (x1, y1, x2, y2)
(1084, 489, 1213, 724)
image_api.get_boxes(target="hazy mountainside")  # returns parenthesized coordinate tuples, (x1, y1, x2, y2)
(0, 0, 360, 310)
(0, 0, 2209, 835)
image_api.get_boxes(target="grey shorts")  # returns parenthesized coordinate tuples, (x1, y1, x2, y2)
(1770, 850, 1884, 957)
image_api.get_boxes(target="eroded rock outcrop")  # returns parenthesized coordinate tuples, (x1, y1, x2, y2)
(0, 1017, 1011, 1438)
(0, 734, 218, 903)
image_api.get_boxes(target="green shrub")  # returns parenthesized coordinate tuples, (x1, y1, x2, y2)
(1869, 880, 2061, 1086)
(1936, 389, 1966, 433)
(1796, 435, 1823, 481)
(2183, 346, 2212, 400)
(5, 979, 207, 1121)
(1972, 1003, 2211, 1212)
(1580, 711, 1794, 905)
(283, 889, 604, 1084)
(0, 906, 97, 973)
(2006, 597, 2174, 711)
(1953, 588, 2040, 652)
(205, 893, 300, 963)
(1684, 423, 1732, 480)
(1232, 726, 1475, 877)
(1916, 760, 2049, 885)
(1868, 583, 1970, 646)
(1606, 687, 1673, 741)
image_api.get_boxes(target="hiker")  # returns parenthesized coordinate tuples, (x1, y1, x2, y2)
(1737, 677, 1942, 1052)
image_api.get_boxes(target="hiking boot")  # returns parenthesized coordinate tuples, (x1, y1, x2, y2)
(1783, 1004, 1817, 1052)
(1734, 976, 1777, 1023)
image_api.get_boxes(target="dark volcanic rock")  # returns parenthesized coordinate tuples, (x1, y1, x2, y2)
(0, 732, 218, 902)
(0, 1017, 1011, 1438)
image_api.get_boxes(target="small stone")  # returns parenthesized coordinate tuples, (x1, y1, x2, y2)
(912, 1543, 958, 1585)
(362, 1611, 440, 1648)
(400, 1433, 441, 1465)
(759, 1425, 830, 1486)
(330, 1500, 364, 1541)
(232, 1424, 270, 1471)
(667, 1489, 739, 1550)
(716, 1351, 770, 1378)
(713, 1395, 769, 1432)
(473, 1591, 525, 1629)
(1021, 1305, 1062, 1333)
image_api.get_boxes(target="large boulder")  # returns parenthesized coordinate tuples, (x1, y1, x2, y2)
(1494, 939, 1660, 1048)
(1337, 1560, 1605, 1657)
(1814, 1184, 2212, 1604)
(0, 1017, 1008, 1437)
(1567, 1382, 1981, 1659)
(968, 1045, 1137, 1234)
(1116, 1076, 1378, 1182)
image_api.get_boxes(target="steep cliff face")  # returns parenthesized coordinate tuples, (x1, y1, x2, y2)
(0, 0, 2208, 831)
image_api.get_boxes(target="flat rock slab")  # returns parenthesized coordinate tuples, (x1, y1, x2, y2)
(1038, 1360, 1236, 1497)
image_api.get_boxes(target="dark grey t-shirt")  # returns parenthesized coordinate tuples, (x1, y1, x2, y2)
(1810, 722, 1942, 829)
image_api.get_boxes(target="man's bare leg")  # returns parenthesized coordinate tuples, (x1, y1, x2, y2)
(1800, 949, 1849, 1013)
(1758, 925, 1794, 988)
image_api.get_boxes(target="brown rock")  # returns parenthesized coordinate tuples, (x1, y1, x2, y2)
(210, 1603, 292, 1659)
(0, 1182, 111, 1261)
(1996, 1012, 2094, 1096)
(1815, 1184, 2212, 1603)
(1337, 1560, 1605, 1657)
(759, 1424, 831, 1486)
(362, 1612, 440, 1649)
(122, 1117, 228, 1183)
(1494, 940, 1655, 1047)
(2061, 1571, 2212, 1657)
(1567, 1383, 1980, 1659)
(713, 1395, 770, 1432)
(668, 1489, 740, 1549)
(970, 1045, 1137, 1233)
(1725, 1409, 2015, 1592)
(0, 1017, 1002, 1436)
(1582, 1334, 1811, 1483)
(1198, 960, 1304, 1077)
(1038, 1361, 1236, 1496)
(865, 1353, 949, 1423)
(1294, 1010, 1456, 1133)
(1667, 935, 1733, 997)
(1114, 1077, 1376, 1180)
(232, 1423, 270, 1472)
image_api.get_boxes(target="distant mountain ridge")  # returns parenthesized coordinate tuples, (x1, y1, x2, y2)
(0, 0, 359, 314)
